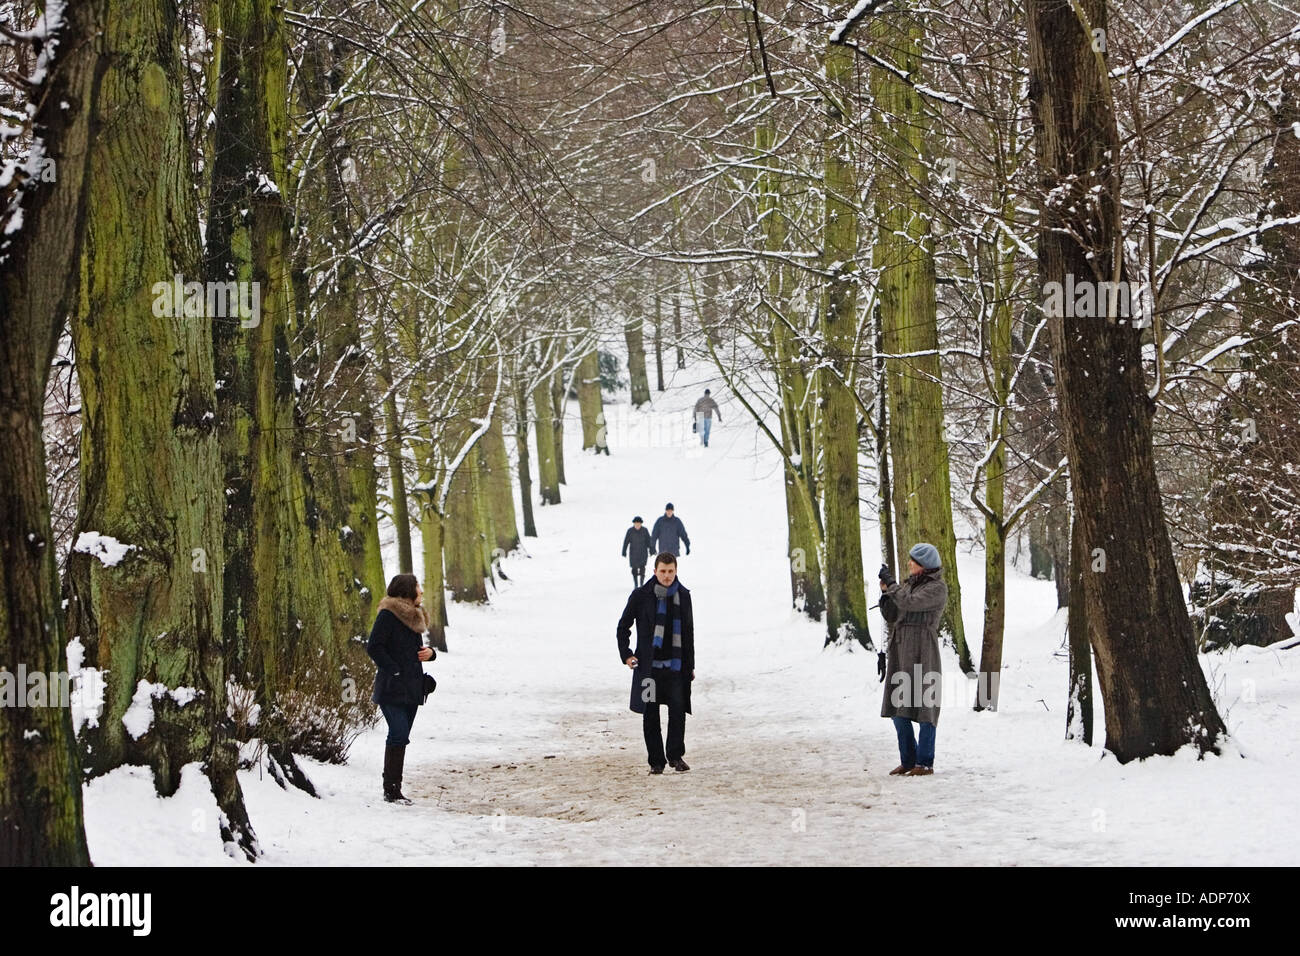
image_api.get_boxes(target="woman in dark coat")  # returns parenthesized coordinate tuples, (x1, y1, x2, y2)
(879, 543, 947, 777)
(622, 516, 653, 586)
(366, 573, 435, 804)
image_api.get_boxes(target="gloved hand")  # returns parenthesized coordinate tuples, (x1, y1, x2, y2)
(686, 545, 691, 555)
(877, 652, 886, 681)
(878, 564, 896, 586)
(692, 422, 697, 433)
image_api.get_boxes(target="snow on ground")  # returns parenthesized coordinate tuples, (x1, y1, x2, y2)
(83, 362, 1300, 865)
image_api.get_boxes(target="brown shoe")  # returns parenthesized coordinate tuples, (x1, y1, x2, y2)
(670, 758, 690, 772)
(905, 766, 933, 776)
(889, 765, 912, 775)
(648, 765, 665, 775)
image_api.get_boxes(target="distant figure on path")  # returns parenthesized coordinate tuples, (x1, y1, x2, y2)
(693, 388, 721, 447)
(651, 502, 690, 557)
(879, 543, 946, 777)
(622, 515, 652, 586)
(366, 573, 437, 804)
(616, 552, 696, 773)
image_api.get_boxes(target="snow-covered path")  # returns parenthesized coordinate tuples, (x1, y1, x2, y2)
(83, 367, 1300, 865)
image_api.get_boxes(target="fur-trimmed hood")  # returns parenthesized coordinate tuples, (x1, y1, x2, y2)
(377, 596, 429, 634)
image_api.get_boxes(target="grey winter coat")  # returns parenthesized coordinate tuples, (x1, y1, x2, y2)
(879, 569, 946, 726)
(693, 395, 721, 420)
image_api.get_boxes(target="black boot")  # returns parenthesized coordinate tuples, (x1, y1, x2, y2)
(383, 745, 412, 804)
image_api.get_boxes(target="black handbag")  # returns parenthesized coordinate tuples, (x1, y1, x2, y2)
(421, 672, 437, 704)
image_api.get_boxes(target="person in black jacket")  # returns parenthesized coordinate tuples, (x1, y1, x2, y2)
(616, 552, 696, 774)
(366, 573, 436, 804)
(622, 516, 652, 586)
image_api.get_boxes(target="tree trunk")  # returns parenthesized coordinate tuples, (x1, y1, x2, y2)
(871, 6, 969, 669)
(577, 348, 605, 450)
(481, 413, 520, 553)
(1028, 0, 1225, 760)
(1048, 499, 1070, 608)
(296, 37, 385, 625)
(625, 315, 652, 407)
(514, 377, 538, 536)
(758, 117, 826, 620)
(551, 367, 568, 485)
(375, 329, 413, 574)
(0, 0, 100, 867)
(533, 378, 561, 504)
(444, 458, 489, 603)
(64, 0, 257, 858)
(1066, 505, 1093, 744)
(418, 500, 449, 652)
(875, 311, 897, 577)
(654, 295, 665, 391)
(818, 38, 870, 649)
(207, 0, 352, 777)
(674, 296, 686, 369)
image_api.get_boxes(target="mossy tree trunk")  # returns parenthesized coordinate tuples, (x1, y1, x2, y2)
(817, 38, 870, 648)
(654, 295, 666, 391)
(870, 7, 968, 668)
(551, 362, 568, 484)
(295, 36, 385, 625)
(758, 117, 825, 620)
(374, 323, 413, 573)
(513, 372, 538, 536)
(534, 375, 562, 505)
(577, 347, 605, 450)
(625, 314, 652, 407)
(65, 0, 257, 858)
(207, 0, 350, 779)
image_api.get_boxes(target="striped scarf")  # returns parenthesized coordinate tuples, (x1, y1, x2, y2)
(651, 579, 683, 671)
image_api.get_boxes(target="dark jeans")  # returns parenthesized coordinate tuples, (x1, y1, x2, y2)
(380, 702, 418, 747)
(642, 670, 687, 767)
(892, 716, 936, 768)
(631, 565, 645, 586)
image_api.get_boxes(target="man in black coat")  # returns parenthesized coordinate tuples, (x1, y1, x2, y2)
(616, 552, 695, 773)
(621, 516, 652, 586)
(650, 502, 690, 557)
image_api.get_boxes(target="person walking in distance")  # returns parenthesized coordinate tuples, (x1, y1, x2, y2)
(651, 502, 690, 557)
(622, 515, 652, 586)
(616, 552, 696, 773)
(879, 543, 947, 776)
(693, 388, 721, 447)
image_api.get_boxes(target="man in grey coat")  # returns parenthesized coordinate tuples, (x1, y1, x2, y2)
(693, 389, 721, 446)
(879, 542, 947, 776)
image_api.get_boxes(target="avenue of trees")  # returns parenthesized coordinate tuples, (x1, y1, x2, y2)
(1, 0, 1295, 862)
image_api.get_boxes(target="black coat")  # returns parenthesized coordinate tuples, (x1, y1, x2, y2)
(650, 514, 690, 556)
(366, 609, 428, 707)
(622, 526, 652, 567)
(616, 577, 694, 715)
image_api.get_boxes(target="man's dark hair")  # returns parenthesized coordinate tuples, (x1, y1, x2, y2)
(387, 573, 419, 600)
(704, 388, 710, 395)
(653, 552, 677, 568)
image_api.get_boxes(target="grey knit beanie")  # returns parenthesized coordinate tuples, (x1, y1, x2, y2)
(908, 542, 941, 570)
